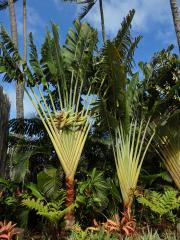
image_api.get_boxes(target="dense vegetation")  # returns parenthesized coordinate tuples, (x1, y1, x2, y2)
(0, 1, 179, 239)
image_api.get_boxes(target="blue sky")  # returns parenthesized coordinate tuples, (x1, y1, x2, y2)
(0, 0, 179, 118)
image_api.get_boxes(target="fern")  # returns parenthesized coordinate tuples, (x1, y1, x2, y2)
(137, 190, 180, 223)
(22, 197, 73, 224)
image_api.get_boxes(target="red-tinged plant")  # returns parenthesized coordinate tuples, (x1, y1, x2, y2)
(88, 213, 136, 237)
(120, 209, 136, 236)
(0, 221, 22, 240)
(103, 213, 136, 236)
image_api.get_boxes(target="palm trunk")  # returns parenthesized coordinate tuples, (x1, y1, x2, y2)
(23, 0, 27, 61)
(170, 0, 180, 51)
(8, 0, 24, 120)
(64, 177, 75, 229)
(8, 0, 18, 48)
(0, 87, 10, 178)
(99, 0, 106, 44)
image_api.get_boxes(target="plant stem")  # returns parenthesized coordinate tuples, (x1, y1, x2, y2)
(64, 177, 75, 229)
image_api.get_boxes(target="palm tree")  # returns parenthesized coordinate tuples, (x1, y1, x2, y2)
(0, 0, 24, 119)
(63, 0, 106, 43)
(0, 20, 97, 228)
(170, 0, 180, 51)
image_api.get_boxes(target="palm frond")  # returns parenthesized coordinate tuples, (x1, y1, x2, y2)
(78, 0, 96, 20)
(114, 9, 135, 50)
(125, 36, 142, 73)
(63, 0, 96, 19)
(0, 26, 23, 83)
(94, 41, 130, 131)
(126, 72, 140, 119)
(29, 32, 46, 85)
(9, 117, 47, 138)
(114, 9, 141, 73)
(101, 41, 126, 111)
(0, 0, 18, 10)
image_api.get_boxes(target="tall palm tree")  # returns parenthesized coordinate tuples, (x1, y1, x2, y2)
(170, 0, 180, 51)
(64, 0, 106, 43)
(0, 0, 24, 119)
(9, 0, 24, 119)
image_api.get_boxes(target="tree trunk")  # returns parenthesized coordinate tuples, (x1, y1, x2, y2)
(0, 87, 10, 178)
(170, 0, 180, 51)
(64, 177, 75, 229)
(23, 0, 27, 62)
(99, 0, 106, 44)
(8, 0, 24, 119)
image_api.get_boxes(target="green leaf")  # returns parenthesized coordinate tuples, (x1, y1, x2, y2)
(26, 183, 44, 200)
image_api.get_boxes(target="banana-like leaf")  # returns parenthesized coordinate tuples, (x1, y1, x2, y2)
(63, 20, 97, 79)
(114, 9, 142, 73)
(37, 166, 63, 199)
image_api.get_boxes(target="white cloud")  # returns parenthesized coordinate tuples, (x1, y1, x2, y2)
(85, 0, 173, 37)
(53, 0, 62, 7)
(16, 5, 44, 36)
(157, 29, 177, 46)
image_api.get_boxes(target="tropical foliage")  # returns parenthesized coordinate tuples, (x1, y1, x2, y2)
(137, 189, 180, 223)
(0, 3, 179, 239)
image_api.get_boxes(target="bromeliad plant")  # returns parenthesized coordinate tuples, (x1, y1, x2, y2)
(0, 20, 97, 228)
(0, 221, 22, 240)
